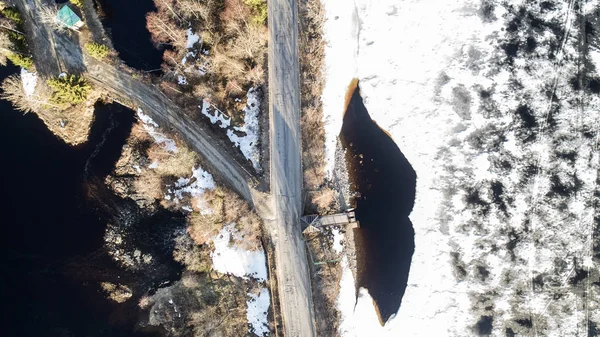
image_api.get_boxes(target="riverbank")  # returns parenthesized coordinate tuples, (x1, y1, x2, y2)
(0, 0, 275, 335)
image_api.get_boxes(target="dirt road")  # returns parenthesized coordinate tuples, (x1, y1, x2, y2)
(15, 0, 315, 334)
(13, 0, 267, 210)
(13, 0, 85, 76)
(268, 0, 317, 335)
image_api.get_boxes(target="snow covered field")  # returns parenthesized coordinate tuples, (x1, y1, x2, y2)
(211, 224, 271, 336)
(322, 0, 600, 335)
(211, 223, 268, 281)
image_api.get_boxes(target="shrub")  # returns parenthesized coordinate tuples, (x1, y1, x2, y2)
(0, 8, 29, 53)
(100, 282, 132, 303)
(47, 74, 91, 104)
(133, 170, 163, 200)
(6, 53, 32, 69)
(6, 30, 27, 52)
(173, 234, 212, 273)
(188, 211, 221, 245)
(70, 0, 85, 8)
(1, 7, 23, 25)
(38, 4, 67, 31)
(244, 0, 267, 25)
(149, 145, 198, 177)
(85, 42, 109, 60)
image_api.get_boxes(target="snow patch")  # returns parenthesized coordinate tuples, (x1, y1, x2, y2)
(337, 256, 356, 336)
(324, 0, 600, 335)
(186, 28, 200, 49)
(331, 228, 344, 254)
(211, 223, 267, 281)
(177, 75, 188, 85)
(582, 1, 599, 15)
(164, 166, 216, 205)
(246, 288, 270, 336)
(590, 48, 600, 74)
(199, 89, 262, 171)
(20, 68, 37, 96)
(321, 0, 359, 175)
(136, 108, 178, 152)
(337, 256, 388, 336)
(200, 99, 231, 128)
(320, 0, 600, 336)
(226, 88, 261, 171)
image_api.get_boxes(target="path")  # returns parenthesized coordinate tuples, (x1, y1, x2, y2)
(268, 0, 317, 335)
(13, 0, 264, 210)
(14, 0, 316, 334)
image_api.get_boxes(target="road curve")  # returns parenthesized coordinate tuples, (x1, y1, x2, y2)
(16, 0, 315, 333)
(12, 0, 269, 211)
(268, 0, 317, 336)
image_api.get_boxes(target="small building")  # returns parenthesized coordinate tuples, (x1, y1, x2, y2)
(57, 5, 84, 30)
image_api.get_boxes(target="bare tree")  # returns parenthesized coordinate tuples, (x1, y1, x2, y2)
(228, 22, 267, 62)
(1, 75, 54, 113)
(152, 0, 183, 22)
(0, 16, 21, 35)
(146, 11, 186, 49)
(176, 0, 210, 21)
(0, 32, 11, 65)
(37, 4, 67, 31)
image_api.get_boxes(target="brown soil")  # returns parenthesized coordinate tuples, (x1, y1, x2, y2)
(32, 89, 101, 145)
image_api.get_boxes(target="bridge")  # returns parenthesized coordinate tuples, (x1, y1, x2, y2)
(301, 209, 360, 232)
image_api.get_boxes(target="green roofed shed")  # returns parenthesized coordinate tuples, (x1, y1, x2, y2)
(57, 5, 84, 30)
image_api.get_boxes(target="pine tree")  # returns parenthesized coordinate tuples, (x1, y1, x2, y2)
(47, 74, 91, 104)
(85, 42, 109, 60)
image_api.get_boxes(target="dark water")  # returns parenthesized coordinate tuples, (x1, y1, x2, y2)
(96, 0, 164, 71)
(0, 64, 177, 336)
(340, 80, 416, 324)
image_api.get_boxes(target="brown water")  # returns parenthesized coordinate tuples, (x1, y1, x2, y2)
(0, 64, 181, 336)
(340, 80, 416, 324)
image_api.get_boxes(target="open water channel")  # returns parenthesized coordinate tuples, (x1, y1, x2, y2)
(341, 80, 416, 324)
(1, 1, 176, 335)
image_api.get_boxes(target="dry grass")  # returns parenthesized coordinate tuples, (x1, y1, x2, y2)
(138, 295, 152, 309)
(169, 186, 269, 334)
(148, 144, 198, 177)
(305, 228, 343, 337)
(187, 211, 222, 245)
(100, 282, 133, 303)
(32, 87, 100, 145)
(1, 74, 44, 113)
(299, 0, 334, 214)
(187, 187, 262, 250)
(173, 233, 213, 273)
(181, 273, 201, 288)
(141, 273, 254, 336)
(133, 172, 164, 201)
(311, 187, 336, 214)
(186, 276, 250, 337)
(105, 123, 166, 207)
(37, 4, 67, 32)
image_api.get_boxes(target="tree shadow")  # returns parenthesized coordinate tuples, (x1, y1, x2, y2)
(340, 80, 416, 324)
